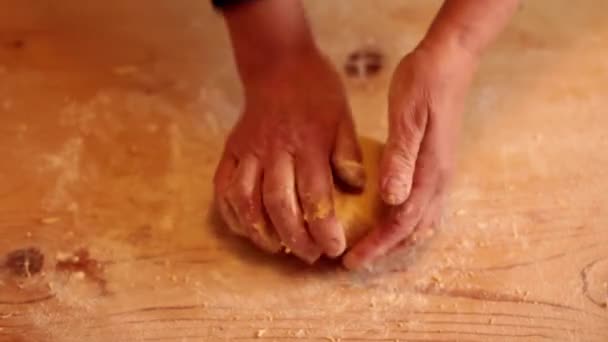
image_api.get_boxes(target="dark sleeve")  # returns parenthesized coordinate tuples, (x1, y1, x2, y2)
(212, 0, 256, 10)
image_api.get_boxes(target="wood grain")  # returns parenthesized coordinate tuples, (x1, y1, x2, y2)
(0, 0, 607, 341)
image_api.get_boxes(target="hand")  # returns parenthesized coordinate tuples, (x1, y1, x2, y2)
(344, 43, 479, 270)
(214, 50, 365, 264)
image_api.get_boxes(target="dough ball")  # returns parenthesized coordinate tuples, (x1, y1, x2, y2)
(335, 136, 385, 246)
(218, 137, 385, 250)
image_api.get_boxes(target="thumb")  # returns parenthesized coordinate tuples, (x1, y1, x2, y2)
(380, 106, 428, 205)
(332, 117, 366, 190)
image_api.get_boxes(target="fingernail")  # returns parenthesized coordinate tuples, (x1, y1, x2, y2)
(337, 159, 366, 189)
(342, 253, 357, 270)
(295, 247, 322, 265)
(343, 249, 366, 270)
(325, 236, 346, 259)
(382, 177, 407, 205)
(303, 252, 321, 265)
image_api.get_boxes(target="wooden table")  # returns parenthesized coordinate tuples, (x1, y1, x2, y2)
(0, 1, 607, 341)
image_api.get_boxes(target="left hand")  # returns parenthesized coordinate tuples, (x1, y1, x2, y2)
(343, 42, 479, 270)
(214, 50, 365, 263)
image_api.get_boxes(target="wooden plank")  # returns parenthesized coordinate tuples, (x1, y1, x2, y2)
(0, 1, 607, 341)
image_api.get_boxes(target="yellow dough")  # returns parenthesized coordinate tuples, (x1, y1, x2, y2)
(219, 137, 384, 250)
(335, 137, 385, 246)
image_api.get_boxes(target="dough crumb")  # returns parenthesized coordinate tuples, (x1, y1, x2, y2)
(2, 100, 12, 110)
(112, 65, 138, 76)
(455, 209, 467, 216)
(294, 329, 305, 338)
(476, 222, 488, 229)
(256, 329, 267, 338)
(477, 241, 489, 247)
(40, 217, 60, 225)
(146, 123, 159, 133)
(128, 145, 139, 155)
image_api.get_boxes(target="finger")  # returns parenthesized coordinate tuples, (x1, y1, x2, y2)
(331, 117, 366, 190)
(225, 155, 281, 253)
(213, 154, 247, 237)
(343, 180, 436, 270)
(415, 195, 442, 237)
(345, 109, 443, 270)
(387, 195, 441, 255)
(296, 152, 346, 258)
(213, 152, 237, 192)
(263, 151, 322, 264)
(380, 105, 428, 205)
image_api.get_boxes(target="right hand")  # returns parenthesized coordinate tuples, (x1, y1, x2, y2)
(344, 42, 478, 269)
(214, 50, 365, 263)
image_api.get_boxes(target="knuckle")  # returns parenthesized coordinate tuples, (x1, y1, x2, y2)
(383, 221, 404, 239)
(264, 190, 292, 214)
(389, 203, 422, 229)
(396, 108, 427, 138)
(394, 153, 417, 173)
(218, 202, 246, 236)
(227, 184, 256, 217)
(226, 183, 245, 203)
(386, 141, 417, 172)
(213, 166, 230, 189)
(412, 105, 429, 131)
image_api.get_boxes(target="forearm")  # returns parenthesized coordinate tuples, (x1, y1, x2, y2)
(221, 0, 317, 83)
(420, 0, 520, 58)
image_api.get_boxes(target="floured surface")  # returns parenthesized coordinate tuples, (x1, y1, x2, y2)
(0, 1, 607, 341)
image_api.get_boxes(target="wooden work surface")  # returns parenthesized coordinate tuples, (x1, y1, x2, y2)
(0, 1, 607, 341)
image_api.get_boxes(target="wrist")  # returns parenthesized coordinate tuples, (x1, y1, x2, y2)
(223, 0, 318, 82)
(417, 0, 520, 63)
(415, 31, 480, 75)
